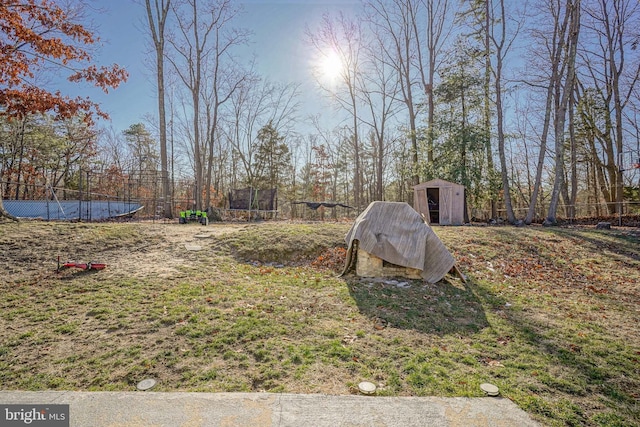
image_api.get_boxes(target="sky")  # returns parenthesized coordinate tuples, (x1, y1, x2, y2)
(72, 0, 363, 133)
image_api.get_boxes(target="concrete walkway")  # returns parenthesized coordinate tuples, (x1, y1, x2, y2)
(0, 391, 540, 427)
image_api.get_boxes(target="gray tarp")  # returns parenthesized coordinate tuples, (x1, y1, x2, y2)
(3, 200, 143, 221)
(343, 201, 456, 283)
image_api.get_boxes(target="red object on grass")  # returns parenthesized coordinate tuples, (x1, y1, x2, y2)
(88, 263, 107, 270)
(58, 258, 107, 271)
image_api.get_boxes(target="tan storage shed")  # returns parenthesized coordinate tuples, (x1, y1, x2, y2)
(413, 179, 466, 225)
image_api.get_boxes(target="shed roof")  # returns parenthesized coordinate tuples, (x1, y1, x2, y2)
(413, 179, 464, 190)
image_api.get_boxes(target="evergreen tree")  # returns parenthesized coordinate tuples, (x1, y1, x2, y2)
(431, 39, 488, 209)
(252, 122, 291, 191)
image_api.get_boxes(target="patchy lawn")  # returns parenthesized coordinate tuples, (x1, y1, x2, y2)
(0, 220, 638, 427)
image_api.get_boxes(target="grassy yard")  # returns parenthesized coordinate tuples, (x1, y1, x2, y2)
(0, 220, 638, 426)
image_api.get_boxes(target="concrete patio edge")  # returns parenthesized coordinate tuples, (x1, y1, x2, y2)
(0, 391, 540, 426)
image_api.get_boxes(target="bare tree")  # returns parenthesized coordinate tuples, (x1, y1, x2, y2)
(564, 84, 578, 219)
(489, 0, 523, 224)
(523, 0, 580, 224)
(358, 29, 401, 201)
(547, 0, 580, 224)
(143, 0, 172, 217)
(366, 0, 423, 201)
(167, 0, 206, 209)
(578, 0, 640, 218)
(307, 12, 365, 210)
(421, 0, 456, 165)
(200, 16, 252, 208)
(460, 0, 523, 223)
(225, 77, 299, 189)
(167, 0, 246, 210)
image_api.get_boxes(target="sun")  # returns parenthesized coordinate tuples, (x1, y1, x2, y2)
(320, 50, 343, 80)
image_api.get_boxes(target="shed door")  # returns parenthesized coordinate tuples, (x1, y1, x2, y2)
(415, 188, 429, 221)
(440, 186, 452, 225)
(426, 188, 440, 224)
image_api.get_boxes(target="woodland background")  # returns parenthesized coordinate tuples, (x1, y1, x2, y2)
(1, 0, 640, 223)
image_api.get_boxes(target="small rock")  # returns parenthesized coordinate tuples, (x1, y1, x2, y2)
(595, 222, 611, 230)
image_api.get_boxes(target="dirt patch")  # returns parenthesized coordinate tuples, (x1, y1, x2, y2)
(0, 222, 248, 282)
(101, 223, 249, 280)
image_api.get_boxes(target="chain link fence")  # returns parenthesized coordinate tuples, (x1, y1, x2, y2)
(2, 177, 638, 224)
(1, 178, 283, 222)
(2, 182, 147, 221)
(1, 174, 183, 221)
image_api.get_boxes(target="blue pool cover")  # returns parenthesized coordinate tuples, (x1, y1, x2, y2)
(3, 200, 144, 221)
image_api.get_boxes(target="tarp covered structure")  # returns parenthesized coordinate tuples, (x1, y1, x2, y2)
(342, 201, 456, 283)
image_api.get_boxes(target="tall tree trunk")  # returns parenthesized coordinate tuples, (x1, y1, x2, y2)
(610, 6, 625, 222)
(592, 166, 600, 216)
(495, 56, 515, 223)
(547, 0, 580, 224)
(526, 0, 575, 224)
(167, 0, 213, 210)
(491, 0, 516, 224)
(420, 0, 451, 166)
(484, 0, 497, 219)
(568, 87, 578, 219)
(525, 78, 554, 224)
(406, 77, 419, 203)
(205, 96, 220, 210)
(353, 117, 361, 210)
(587, 135, 613, 211)
(145, 0, 172, 218)
(376, 132, 384, 201)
